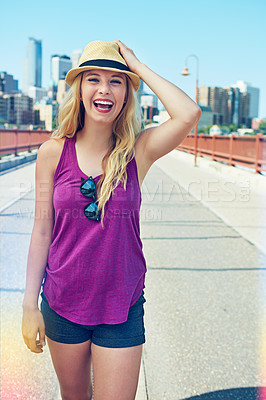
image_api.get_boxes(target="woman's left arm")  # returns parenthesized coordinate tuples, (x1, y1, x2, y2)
(114, 40, 201, 164)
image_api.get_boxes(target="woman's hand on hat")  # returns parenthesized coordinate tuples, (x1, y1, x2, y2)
(112, 40, 142, 75)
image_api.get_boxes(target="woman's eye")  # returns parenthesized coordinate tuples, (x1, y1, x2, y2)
(111, 80, 122, 84)
(88, 78, 99, 82)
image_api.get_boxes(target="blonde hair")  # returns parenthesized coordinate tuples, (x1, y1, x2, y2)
(51, 72, 142, 227)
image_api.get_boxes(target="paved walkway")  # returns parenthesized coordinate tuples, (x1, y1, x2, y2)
(155, 150, 266, 256)
(142, 151, 266, 399)
(1, 152, 265, 399)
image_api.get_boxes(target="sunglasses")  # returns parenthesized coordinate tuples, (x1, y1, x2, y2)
(80, 176, 100, 222)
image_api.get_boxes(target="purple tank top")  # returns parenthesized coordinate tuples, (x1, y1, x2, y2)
(42, 133, 147, 325)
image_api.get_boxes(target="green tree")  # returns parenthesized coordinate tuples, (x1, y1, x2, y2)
(227, 124, 238, 132)
(199, 125, 212, 134)
(52, 119, 58, 130)
(259, 121, 266, 135)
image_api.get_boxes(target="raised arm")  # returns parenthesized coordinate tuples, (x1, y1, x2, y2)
(114, 40, 201, 165)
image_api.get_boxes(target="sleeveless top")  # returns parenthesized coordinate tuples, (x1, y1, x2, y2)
(42, 133, 147, 325)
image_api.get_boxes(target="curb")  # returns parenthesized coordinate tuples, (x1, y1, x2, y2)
(0, 150, 38, 172)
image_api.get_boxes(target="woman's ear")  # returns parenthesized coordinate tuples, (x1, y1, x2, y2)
(123, 91, 128, 105)
(80, 77, 83, 102)
(124, 77, 129, 104)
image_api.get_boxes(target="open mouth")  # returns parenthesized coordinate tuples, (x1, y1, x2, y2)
(93, 100, 114, 112)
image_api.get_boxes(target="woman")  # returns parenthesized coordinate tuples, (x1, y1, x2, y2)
(22, 40, 201, 400)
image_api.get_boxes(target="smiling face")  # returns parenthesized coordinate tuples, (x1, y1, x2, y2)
(80, 69, 127, 127)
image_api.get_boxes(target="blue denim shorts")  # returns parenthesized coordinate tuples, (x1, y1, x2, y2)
(40, 291, 146, 348)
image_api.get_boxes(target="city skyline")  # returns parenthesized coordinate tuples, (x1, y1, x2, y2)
(1, 0, 265, 118)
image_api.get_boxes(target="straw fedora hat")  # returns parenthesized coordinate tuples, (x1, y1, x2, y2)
(65, 40, 141, 91)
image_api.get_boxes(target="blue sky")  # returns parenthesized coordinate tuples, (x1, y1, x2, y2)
(1, 0, 265, 118)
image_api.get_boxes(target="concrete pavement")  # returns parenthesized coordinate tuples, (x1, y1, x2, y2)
(154, 150, 266, 255)
(141, 151, 266, 399)
(1, 151, 265, 399)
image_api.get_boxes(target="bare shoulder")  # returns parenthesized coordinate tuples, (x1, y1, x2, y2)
(33, 137, 67, 233)
(134, 129, 154, 187)
(37, 137, 66, 175)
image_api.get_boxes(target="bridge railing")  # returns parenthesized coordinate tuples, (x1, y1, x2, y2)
(1, 129, 265, 174)
(0, 129, 51, 156)
(177, 133, 266, 174)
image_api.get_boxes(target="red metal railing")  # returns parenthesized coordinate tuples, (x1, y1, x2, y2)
(177, 133, 266, 174)
(0, 129, 265, 174)
(0, 129, 51, 156)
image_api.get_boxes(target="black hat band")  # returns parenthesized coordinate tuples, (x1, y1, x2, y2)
(79, 59, 131, 72)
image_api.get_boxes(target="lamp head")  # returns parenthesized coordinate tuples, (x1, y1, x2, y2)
(181, 66, 190, 76)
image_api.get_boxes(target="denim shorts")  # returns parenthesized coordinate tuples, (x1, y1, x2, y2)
(40, 291, 146, 348)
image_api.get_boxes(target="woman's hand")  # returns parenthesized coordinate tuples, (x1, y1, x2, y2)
(112, 40, 142, 74)
(22, 307, 46, 353)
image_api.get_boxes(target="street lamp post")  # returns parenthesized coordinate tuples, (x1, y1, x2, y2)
(181, 54, 199, 167)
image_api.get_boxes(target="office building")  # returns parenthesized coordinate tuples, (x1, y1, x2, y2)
(252, 118, 263, 130)
(28, 86, 47, 103)
(0, 93, 8, 122)
(238, 92, 250, 126)
(34, 103, 54, 131)
(233, 80, 260, 119)
(141, 94, 158, 109)
(227, 87, 240, 126)
(47, 79, 57, 101)
(5, 93, 33, 125)
(0, 72, 18, 93)
(141, 94, 159, 122)
(23, 37, 42, 94)
(198, 86, 228, 124)
(136, 79, 144, 103)
(34, 98, 58, 131)
(71, 49, 82, 68)
(198, 85, 252, 128)
(51, 55, 72, 85)
(226, 87, 251, 127)
(57, 80, 69, 104)
(198, 105, 214, 130)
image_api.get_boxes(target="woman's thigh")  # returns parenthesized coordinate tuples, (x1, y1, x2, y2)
(91, 343, 143, 400)
(47, 338, 93, 400)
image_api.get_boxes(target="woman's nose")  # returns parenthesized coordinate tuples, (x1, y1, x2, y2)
(98, 82, 110, 95)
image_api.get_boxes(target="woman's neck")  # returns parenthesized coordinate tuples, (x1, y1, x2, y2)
(77, 119, 114, 153)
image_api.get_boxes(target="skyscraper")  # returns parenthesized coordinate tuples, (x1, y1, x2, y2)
(233, 81, 260, 119)
(0, 72, 18, 93)
(227, 87, 251, 127)
(198, 85, 252, 127)
(51, 55, 72, 85)
(198, 86, 228, 124)
(71, 49, 82, 68)
(23, 38, 42, 94)
(6, 93, 33, 125)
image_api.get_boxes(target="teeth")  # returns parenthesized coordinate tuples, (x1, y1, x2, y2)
(94, 100, 113, 106)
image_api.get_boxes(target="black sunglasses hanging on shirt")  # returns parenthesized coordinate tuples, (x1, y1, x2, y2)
(80, 176, 100, 222)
